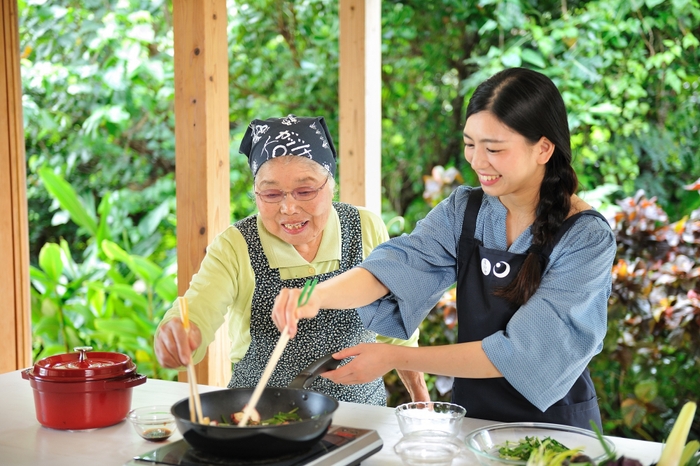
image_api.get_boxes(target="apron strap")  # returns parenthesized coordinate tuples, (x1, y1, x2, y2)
(459, 188, 483, 241)
(538, 210, 609, 268)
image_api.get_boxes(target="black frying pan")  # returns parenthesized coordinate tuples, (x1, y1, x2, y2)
(171, 354, 342, 459)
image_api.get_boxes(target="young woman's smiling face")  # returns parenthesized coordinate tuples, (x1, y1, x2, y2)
(463, 111, 553, 205)
(254, 156, 333, 260)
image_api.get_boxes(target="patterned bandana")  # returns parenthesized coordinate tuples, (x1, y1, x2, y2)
(239, 114, 337, 177)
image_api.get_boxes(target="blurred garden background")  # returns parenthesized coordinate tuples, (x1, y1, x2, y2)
(19, 0, 699, 442)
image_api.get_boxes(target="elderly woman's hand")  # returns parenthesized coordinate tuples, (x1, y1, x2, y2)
(272, 288, 322, 339)
(154, 318, 202, 368)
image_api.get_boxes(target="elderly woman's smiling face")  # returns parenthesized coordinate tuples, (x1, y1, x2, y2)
(254, 156, 333, 260)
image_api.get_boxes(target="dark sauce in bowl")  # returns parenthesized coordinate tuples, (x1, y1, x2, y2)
(142, 427, 172, 442)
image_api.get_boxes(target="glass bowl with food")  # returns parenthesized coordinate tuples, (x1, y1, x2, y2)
(127, 405, 176, 442)
(395, 401, 466, 437)
(464, 422, 615, 465)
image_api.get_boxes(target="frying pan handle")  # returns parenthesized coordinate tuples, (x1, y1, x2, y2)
(289, 353, 342, 389)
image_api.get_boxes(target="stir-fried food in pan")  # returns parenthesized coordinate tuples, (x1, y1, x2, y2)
(199, 407, 302, 426)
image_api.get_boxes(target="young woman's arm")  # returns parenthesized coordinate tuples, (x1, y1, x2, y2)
(273, 267, 389, 338)
(321, 341, 503, 386)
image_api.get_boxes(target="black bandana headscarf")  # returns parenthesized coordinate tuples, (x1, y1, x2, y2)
(239, 114, 337, 177)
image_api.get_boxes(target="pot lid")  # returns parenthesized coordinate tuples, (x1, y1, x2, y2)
(30, 346, 137, 382)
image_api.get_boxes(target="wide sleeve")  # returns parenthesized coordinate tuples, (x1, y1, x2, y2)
(155, 226, 249, 365)
(357, 206, 420, 348)
(356, 187, 470, 340)
(482, 215, 616, 411)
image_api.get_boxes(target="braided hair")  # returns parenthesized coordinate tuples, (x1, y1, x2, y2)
(465, 68, 578, 306)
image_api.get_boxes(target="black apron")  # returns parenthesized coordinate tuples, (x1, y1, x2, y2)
(452, 188, 603, 430)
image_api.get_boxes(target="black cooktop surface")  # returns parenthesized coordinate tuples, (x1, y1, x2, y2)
(125, 425, 383, 466)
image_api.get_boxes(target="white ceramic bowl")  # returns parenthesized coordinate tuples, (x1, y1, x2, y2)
(464, 422, 615, 465)
(395, 402, 466, 436)
(127, 405, 176, 442)
(394, 430, 463, 465)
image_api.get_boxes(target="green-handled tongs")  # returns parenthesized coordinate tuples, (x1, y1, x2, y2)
(297, 277, 318, 306)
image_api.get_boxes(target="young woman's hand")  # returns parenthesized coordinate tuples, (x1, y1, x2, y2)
(321, 343, 398, 385)
(154, 318, 202, 368)
(271, 287, 322, 338)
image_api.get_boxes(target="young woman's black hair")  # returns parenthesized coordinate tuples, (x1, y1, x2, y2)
(465, 67, 578, 306)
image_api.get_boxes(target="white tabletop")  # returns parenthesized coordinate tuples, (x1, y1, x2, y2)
(1, 369, 663, 465)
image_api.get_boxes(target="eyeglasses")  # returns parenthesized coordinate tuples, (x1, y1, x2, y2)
(254, 177, 329, 204)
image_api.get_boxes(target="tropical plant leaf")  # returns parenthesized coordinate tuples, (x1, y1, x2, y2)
(94, 317, 142, 338)
(38, 243, 63, 283)
(37, 167, 98, 236)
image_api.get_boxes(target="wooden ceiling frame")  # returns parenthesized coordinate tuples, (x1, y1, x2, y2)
(1, 0, 380, 386)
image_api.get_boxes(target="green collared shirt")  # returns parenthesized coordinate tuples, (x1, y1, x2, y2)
(157, 206, 419, 366)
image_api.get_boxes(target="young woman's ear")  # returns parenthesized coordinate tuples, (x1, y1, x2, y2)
(536, 136, 555, 165)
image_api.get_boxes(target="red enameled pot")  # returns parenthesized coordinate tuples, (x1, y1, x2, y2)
(22, 346, 146, 430)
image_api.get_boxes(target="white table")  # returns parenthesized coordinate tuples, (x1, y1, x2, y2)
(1, 370, 663, 465)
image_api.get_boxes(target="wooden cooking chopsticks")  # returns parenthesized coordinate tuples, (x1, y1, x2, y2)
(179, 296, 204, 424)
(238, 278, 318, 427)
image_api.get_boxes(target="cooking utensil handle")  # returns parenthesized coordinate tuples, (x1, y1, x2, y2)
(104, 373, 147, 389)
(288, 353, 342, 389)
(239, 326, 290, 426)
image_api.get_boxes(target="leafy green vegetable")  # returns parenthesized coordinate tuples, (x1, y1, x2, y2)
(261, 407, 302, 425)
(499, 436, 572, 460)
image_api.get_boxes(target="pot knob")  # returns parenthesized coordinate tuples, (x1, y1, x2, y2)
(74, 346, 94, 363)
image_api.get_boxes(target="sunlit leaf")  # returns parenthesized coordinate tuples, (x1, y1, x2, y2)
(94, 317, 141, 338)
(621, 398, 646, 428)
(634, 380, 658, 403)
(106, 283, 149, 309)
(101, 240, 133, 265)
(38, 243, 63, 283)
(37, 167, 98, 236)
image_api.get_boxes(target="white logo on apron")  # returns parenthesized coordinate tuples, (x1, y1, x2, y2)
(493, 261, 511, 278)
(481, 258, 511, 278)
(481, 258, 491, 275)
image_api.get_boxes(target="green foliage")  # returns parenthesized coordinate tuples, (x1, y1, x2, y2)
(30, 168, 178, 380)
(379, 0, 700, 228)
(21, 0, 179, 263)
(593, 188, 700, 442)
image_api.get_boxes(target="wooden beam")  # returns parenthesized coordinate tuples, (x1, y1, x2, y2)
(0, 0, 31, 373)
(173, 0, 231, 387)
(338, 0, 382, 213)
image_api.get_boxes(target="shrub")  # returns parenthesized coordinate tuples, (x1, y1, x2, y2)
(594, 187, 700, 441)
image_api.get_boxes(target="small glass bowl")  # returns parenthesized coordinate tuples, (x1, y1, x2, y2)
(127, 405, 176, 442)
(394, 430, 463, 465)
(395, 401, 466, 436)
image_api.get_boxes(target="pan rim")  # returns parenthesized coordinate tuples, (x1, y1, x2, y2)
(171, 386, 339, 429)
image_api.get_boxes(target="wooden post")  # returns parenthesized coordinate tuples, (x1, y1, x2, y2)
(0, 0, 31, 373)
(173, 0, 231, 387)
(338, 0, 382, 213)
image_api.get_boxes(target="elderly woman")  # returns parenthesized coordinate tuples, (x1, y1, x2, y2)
(154, 114, 429, 405)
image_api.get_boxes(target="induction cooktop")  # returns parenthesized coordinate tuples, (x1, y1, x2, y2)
(124, 425, 383, 466)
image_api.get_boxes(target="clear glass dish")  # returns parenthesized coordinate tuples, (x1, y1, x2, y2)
(464, 422, 615, 465)
(394, 430, 463, 465)
(395, 401, 466, 436)
(127, 405, 176, 442)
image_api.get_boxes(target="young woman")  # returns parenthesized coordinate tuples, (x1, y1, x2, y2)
(272, 69, 616, 429)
